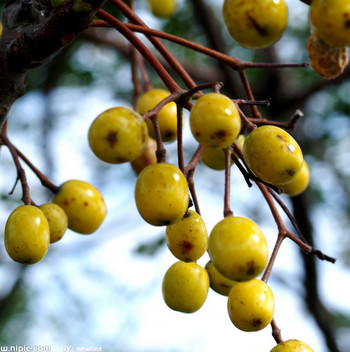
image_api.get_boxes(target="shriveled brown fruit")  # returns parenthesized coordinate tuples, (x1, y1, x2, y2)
(131, 137, 158, 175)
(307, 31, 349, 79)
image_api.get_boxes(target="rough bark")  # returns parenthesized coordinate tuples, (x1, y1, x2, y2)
(0, 0, 106, 128)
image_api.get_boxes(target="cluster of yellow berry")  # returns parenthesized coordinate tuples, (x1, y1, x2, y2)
(84, 85, 313, 351)
(4, 180, 107, 264)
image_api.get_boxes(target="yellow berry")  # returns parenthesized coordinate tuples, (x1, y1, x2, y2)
(162, 261, 209, 313)
(148, 0, 177, 18)
(134, 163, 189, 226)
(88, 107, 148, 164)
(39, 203, 68, 243)
(223, 0, 288, 49)
(227, 279, 275, 332)
(190, 93, 241, 148)
(208, 216, 268, 281)
(136, 89, 178, 142)
(205, 260, 237, 296)
(270, 339, 314, 352)
(310, 0, 350, 48)
(5, 205, 50, 264)
(131, 137, 158, 175)
(281, 160, 310, 196)
(166, 210, 208, 262)
(52, 180, 107, 234)
(243, 125, 303, 186)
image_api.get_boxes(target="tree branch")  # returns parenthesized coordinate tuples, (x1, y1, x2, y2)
(0, 0, 106, 129)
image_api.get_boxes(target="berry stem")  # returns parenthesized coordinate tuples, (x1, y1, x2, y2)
(177, 104, 185, 174)
(151, 117, 167, 163)
(238, 69, 261, 119)
(224, 148, 233, 217)
(108, 0, 197, 90)
(249, 109, 304, 130)
(14, 147, 59, 193)
(187, 169, 201, 215)
(130, 48, 144, 109)
(0, 122, 32, 205)
(271, 319, 284, 344)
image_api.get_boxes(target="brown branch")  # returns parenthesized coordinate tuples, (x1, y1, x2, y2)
(109, 0, 197, 90)
(0, 122, 31, 204)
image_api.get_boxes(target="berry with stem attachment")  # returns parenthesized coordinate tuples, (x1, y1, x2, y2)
(190, 93, 241, 149)
(52, 180, 107, 234)
(166, 210, 208, 262)
(227, 279, 275, 332)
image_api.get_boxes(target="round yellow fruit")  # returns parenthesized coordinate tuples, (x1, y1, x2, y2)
(166, 210, 208, 262)
(208, 216, 268, 281)
(88, 107, 148, 164)
(270, 339, 314, 352)
(162, 261, 209, 313)
(52, 180, 107, 234)
(190, 93, 241, 149)
(39, 203, 68, 243)
(310, 0, 350, 48)
(134, 163, 189, 226)
(5, 205, 50, 264)
(243, 125, 303, 186)
(148, 0, 177, 18)
(136, 89, 178, 142)
(223, 0, 288, 49)
(205, 260, 237, 296)
(227, 279, 275, 332)
(281, 160, 310, 196)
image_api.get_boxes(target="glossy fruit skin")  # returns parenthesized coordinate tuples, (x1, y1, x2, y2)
(136, 89, 178, 142)
(270, 339, 314, 352)
(148, 0, 177, 18)
(162, 261, 209, 313)
(190, 93, 241, 149)
(166, 210, 208, 262)
(205, 260, 237, 296)
(208, 216, 268, 281)
(39, 203, 68, 243)
(243, 125, 303, 186)
(227, 279, 275, 332)
(310, 0, 350, 48)
(5, 205, 50, 264)
(223, 0, 288, 49)
(131, 137, 158, 175)
(52, 180, 107, 234)
(88, 107, 148, 164)
(281, 160, 310, 196)
(135, 163, 189, 226)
